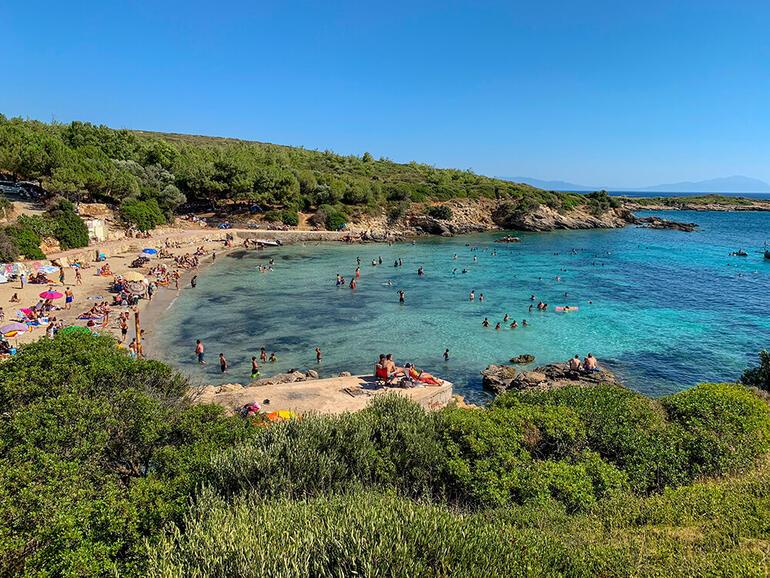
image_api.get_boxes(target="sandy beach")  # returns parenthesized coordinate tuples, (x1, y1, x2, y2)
(0, 227, 348, 353)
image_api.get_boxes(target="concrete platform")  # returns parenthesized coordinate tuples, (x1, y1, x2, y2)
(195, 374, 453, 415)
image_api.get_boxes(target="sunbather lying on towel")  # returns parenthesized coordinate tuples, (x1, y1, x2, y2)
(405, 363, 442, 386)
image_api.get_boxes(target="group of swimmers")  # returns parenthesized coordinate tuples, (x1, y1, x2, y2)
(194, 339, 277, 375)
(482, 316, 528, 330)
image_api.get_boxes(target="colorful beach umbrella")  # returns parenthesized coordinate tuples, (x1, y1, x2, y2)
(18, 308, 35, 318)
(1, 322, 28, 336)
(142, 248, 158, 255)
(39, 290, 64, 300)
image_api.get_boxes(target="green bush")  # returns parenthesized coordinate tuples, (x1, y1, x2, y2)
(263, 210, 282, 222)
(280, 208, 299, 226)
(5, 223, 44, 259)
(0, 229, 18, 261)
(52, 209, 90, 249)
(206, 395, 447, 501)
(0, 333, 256, 576)
(508, 385, 689, 493)
(119, 198, 166, 232)
(426, 204, 453, 220)
(661, 382, 770, 478)
(313, 204, 347, 230)
(741, 350, 770, 391)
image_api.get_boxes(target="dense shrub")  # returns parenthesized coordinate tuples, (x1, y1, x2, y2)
(279, 208, 299, 226)
(426, 204, 453, 220)
(119, 198, 166, 231)
(0, 334, 256, 576)
(0, 229, 18, 261)
(661, 382, 770, 478)
(51, 208, 90, 249)
(507, 385, 689, 493)
(741, 350, 770, 391)
(312, 203, 347, 230)
(206, 395, 447, 500)
(5, 223, 44, 259)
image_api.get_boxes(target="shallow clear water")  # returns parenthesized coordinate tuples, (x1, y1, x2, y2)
(152, 211, 770, 403)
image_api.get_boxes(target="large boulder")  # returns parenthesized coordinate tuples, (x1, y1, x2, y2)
(481, 365, 519, 394)
(250, 370, 309, 387)
(482, 362, 621, 395)
(510, 354, 535, 364)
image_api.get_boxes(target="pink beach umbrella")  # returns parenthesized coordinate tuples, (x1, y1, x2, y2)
(19, 308, 35, 318)
(39, 290, 64, 300)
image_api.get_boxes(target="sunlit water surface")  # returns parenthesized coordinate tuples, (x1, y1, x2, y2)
(152, 211, 770, 403)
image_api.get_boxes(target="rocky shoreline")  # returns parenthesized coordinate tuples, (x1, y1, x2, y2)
(351, 198, 706, 239)
(481, 362, 622, 395)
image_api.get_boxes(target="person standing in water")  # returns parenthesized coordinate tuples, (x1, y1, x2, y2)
(469, 290, 475, 301)
(195, 339, 205, 364)
(315, 347, 322, 363)
(260, 347, 267, 362)
(251, 356, 260, 379)
(443, 348, 449, 362)
(482, 317, 490, 327)
(191, 275, 198, 288)
(398, 290, 405, 304)
(219, 353, 228, 373)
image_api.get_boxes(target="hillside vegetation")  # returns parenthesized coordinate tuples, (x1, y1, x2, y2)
(2, 333, 770, 576)
(0, 116, 610, 231)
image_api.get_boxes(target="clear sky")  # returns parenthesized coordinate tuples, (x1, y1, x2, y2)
(5, 1, 770, 187)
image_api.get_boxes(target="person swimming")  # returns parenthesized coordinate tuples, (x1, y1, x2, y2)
(495, 322, 501, 330)
(503, 313, 509, 322)
(510, 320, 518, 328)
(469, 290, 475, 301)
(482, 317, 490, 327)
(522, 319, 528, 327)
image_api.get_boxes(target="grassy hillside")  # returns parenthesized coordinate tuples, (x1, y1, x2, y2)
(2, 333, 770, 576)
(0, 116, 606, 231)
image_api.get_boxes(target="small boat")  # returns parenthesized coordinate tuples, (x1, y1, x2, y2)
(729, 249, 748, 257)
(254, 239, 282, 247)
(495, 236, 521, 243)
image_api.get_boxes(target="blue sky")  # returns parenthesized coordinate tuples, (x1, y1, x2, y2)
(5, 0, 770, 187)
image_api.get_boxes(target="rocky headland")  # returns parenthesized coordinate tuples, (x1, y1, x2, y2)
(481, 362, 622, 395)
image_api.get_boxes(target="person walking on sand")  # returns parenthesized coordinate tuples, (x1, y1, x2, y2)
(219, 353, 228, 373)
(195, 339, 205, 364)
(316, 346, 322, 363)
(64, 287, 73, 310)
(59, 267, 65, 285)
(75, 268, 82, 285)
(20, 273, 25, 289)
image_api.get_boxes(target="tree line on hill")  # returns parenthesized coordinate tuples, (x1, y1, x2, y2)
(0, 116, 619, 236)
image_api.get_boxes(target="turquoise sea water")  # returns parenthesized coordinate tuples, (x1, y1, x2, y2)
(152, 211, 770, 403)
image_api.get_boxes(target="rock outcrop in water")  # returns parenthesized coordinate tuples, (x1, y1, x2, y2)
(633, 216, 698, 232)
(481, 362, 621, 395)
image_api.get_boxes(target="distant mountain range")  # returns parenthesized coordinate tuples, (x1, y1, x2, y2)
(503, 175, 770, 193)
